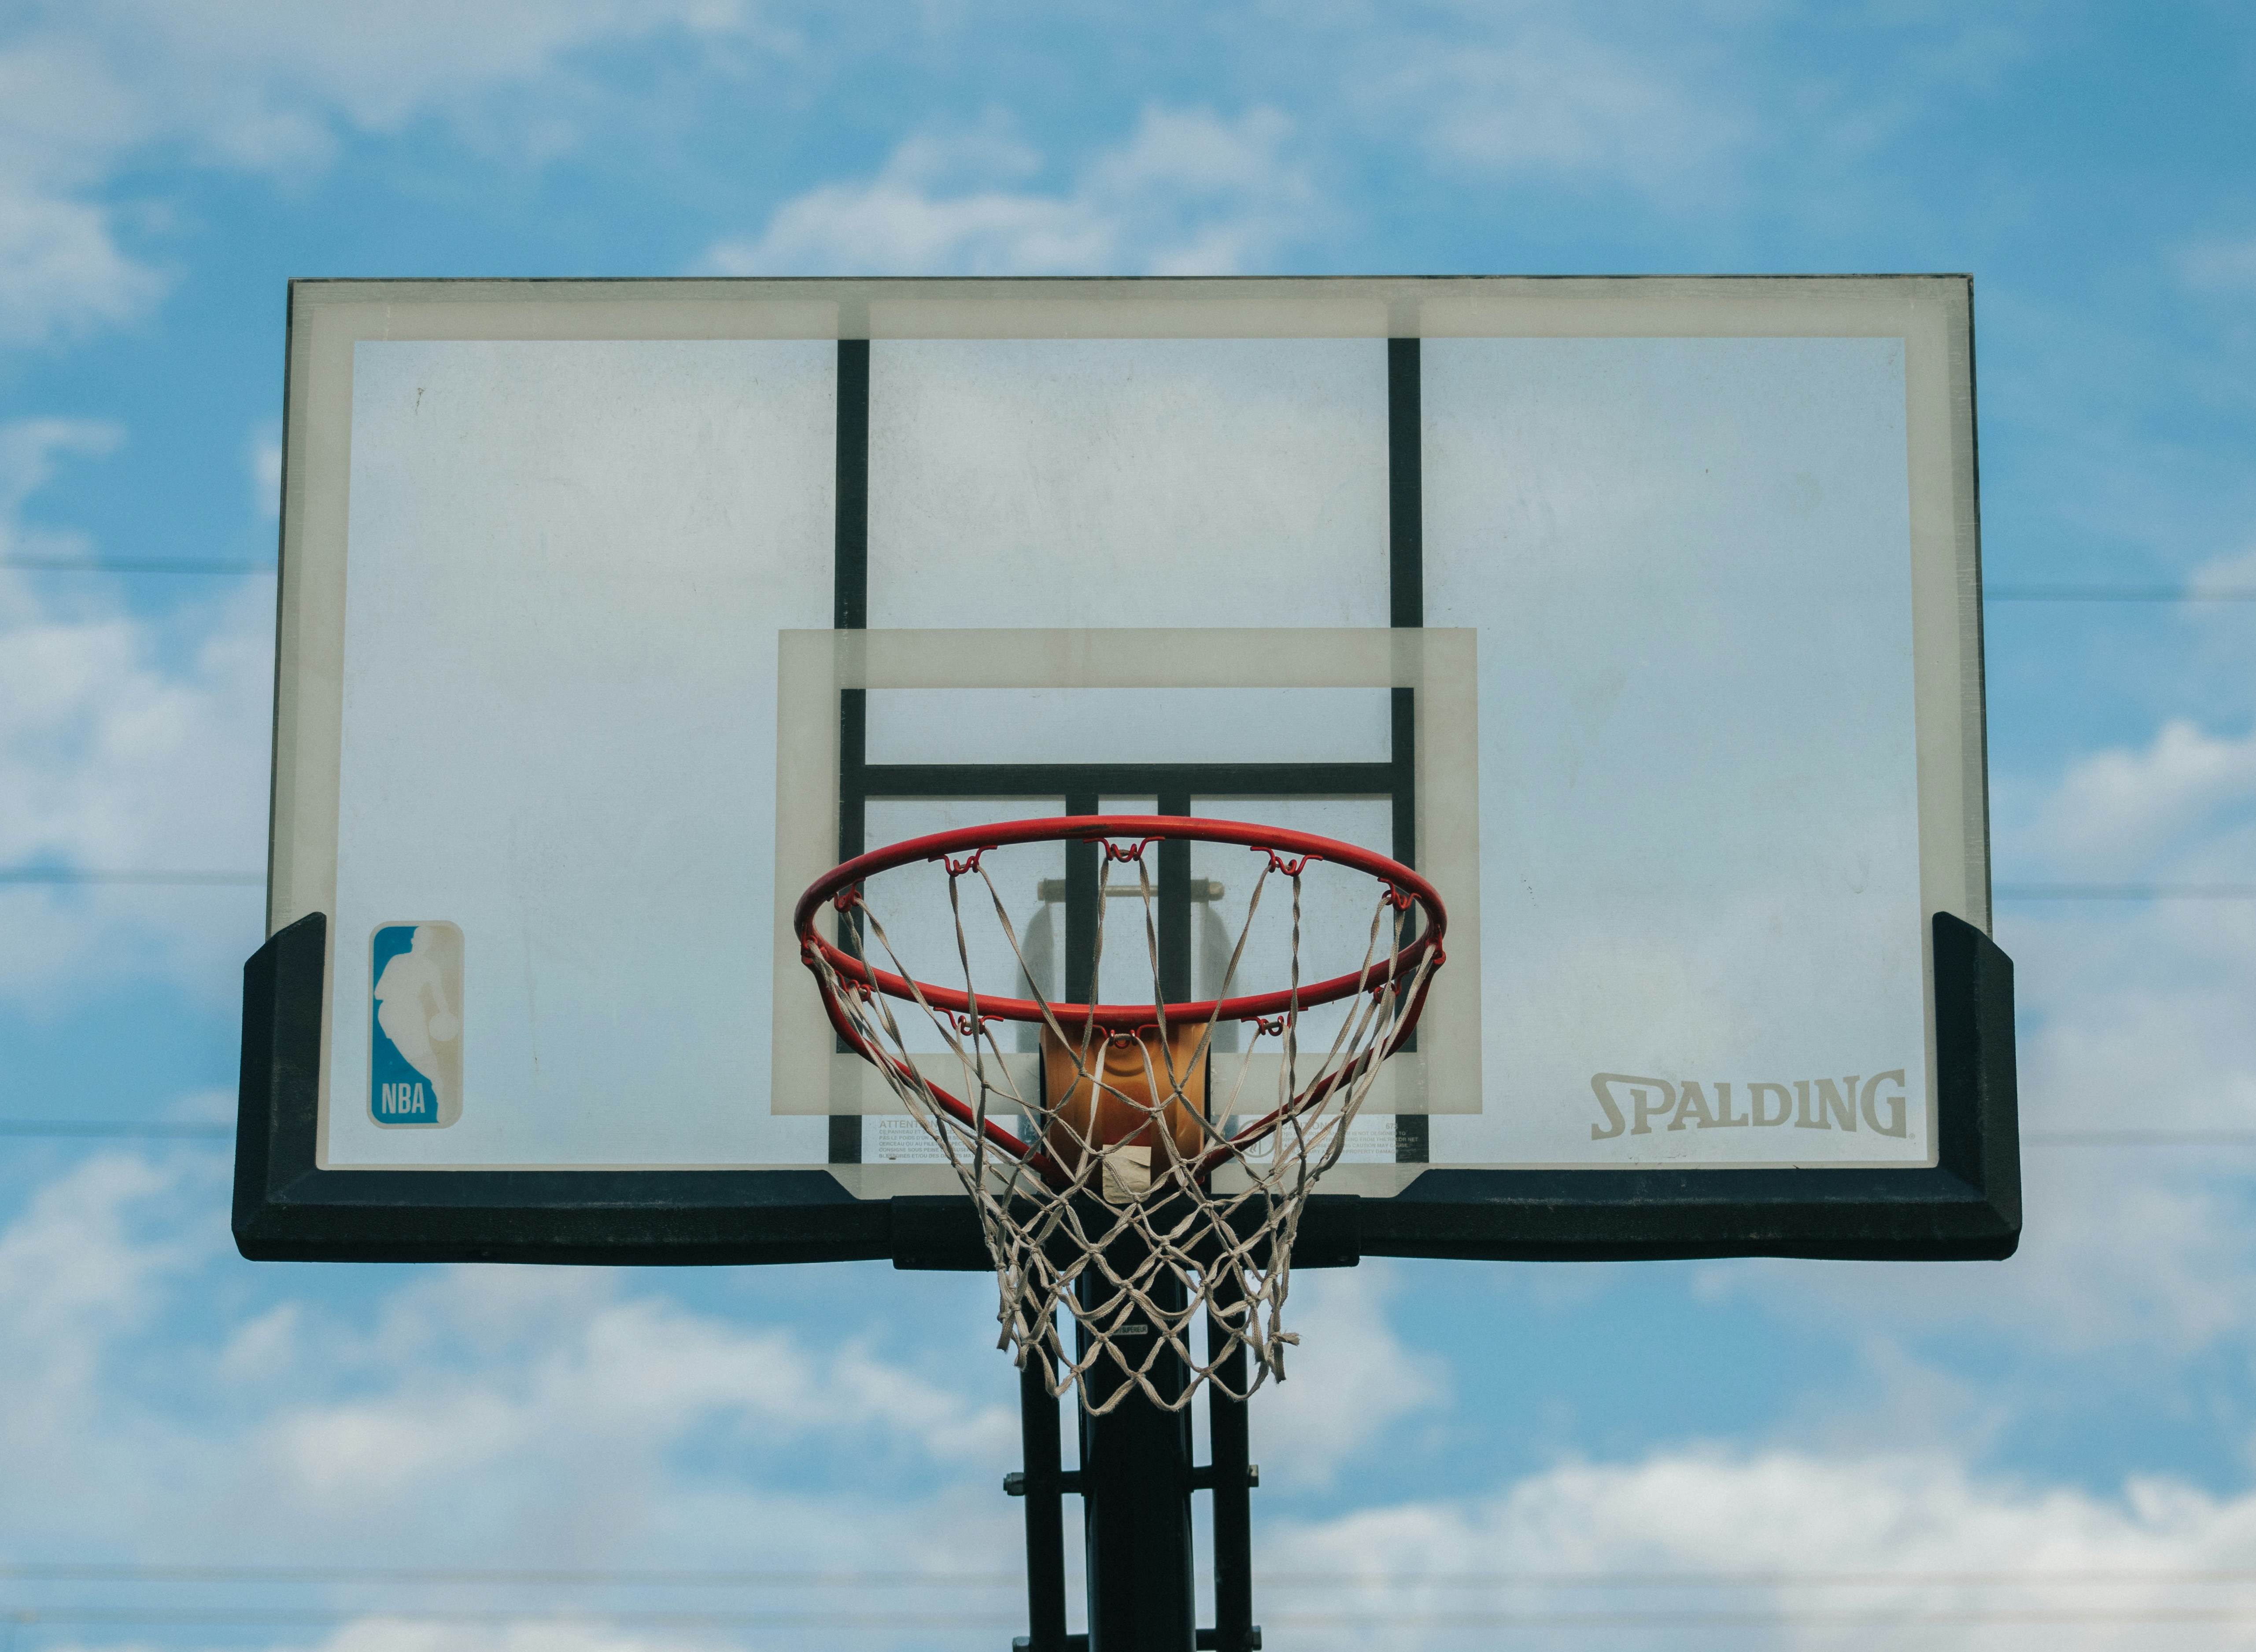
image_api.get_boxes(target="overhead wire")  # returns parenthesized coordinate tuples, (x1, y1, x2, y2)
(5, 1124, 2246, 1145)
(14, 870, 2256, 897)
(0, 869, 262, 885)
(0, 557, 276, 575)
(0, 1123, 232, 1139)
(1996, 883, 2256, 899)
(1986, 584, 2256, 601)
(11, 558, 2256, 602)
(13, 1561, 2256, 1589)
(10, 1559, 2256, 1588)
(0, 1564, 1012, 1587)
(9, 1604, 2256, 1635)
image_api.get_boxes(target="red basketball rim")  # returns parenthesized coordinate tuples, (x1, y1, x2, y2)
(795, 815, 1447, 1183)
(795, 814, 1445, 1030)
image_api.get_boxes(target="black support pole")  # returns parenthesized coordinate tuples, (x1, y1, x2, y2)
(1068, 785, 1196, 1650)
(1078, 1264, 1195, 1652)
(1018, 1325, 1071, 1652)
(1007, 794, 1270, 1650)
(1156, 788, 1192, 1007)
(1387, 336, 1422, 632)
(1206, 1302, 1255, 1652)
(1388, 334, 1429, 1167)
(1065, 789, 1101, 1007)
(830, 337, 871, 1167)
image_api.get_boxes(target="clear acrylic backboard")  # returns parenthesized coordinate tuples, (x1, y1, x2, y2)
(236, 276, 2017, 1266)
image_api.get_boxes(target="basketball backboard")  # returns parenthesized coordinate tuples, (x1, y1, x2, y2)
(236, 276, 2017, 1266)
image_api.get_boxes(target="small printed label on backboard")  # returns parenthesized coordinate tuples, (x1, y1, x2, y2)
(869, 1115, 1034, 1164)
(1226, 1113, 1403, 1166)
(369, 922, 464, 1128)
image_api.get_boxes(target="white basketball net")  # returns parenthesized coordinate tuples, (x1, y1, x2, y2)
(808, 834, 1440, 1415)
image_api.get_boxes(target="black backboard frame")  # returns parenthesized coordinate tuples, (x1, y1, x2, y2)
(233, 907, 2017, 1266)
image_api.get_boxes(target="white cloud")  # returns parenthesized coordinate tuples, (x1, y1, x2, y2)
(1705, 1141, 2256, 1376)
(2181, 236, 2256, 294)
(1265, 1447, 2256, 1650)
(1367, 21, 1751, 203)
(251, 420, 284, 522)
(238, 1280, 1011, 1576)
(0, 418, 273, 1004)
(0, 417, 124, 543)
(94, 1, 757, 157)
(0, 1152, 1024, 1567)
(0, 182, 167, 347)
(2190, 543, 2256, 597)
(0, 1152, 209, 1412)
(255, 1268, 1017, 1522)
(0, 0, 761, 346)
(1340, 5, 2064, 225)
(2009, 888, 2256, 1132)
(701, 104, 1317, 277)
(0, 1152, 236, 1516)
(204, 1624, 742, 1652)
(2030, 719, 2256, 873)
(1257, 1264, 1451, 1489)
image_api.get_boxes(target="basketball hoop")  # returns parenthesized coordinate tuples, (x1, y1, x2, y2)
(795, 815, 1446, 1414)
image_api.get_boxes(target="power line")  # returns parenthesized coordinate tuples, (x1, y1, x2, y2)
(2, 1125, 2246, 1149)
(1995, 883, 2256, 900)
(0, 870, 262, 886)
(0, 557, 275, 575)
(1265, 1606, 2256, 1626)
(11, 871, 2247, 900)
(2026, 1131, 2256, 1147)
(10, 1560, 2256, 1589)
(1986, 585, 2256, 601)
(0, 1571, 1011, 1597)
(1272, 1569, 2256, 1588)
(6, 1125, 2247, 1148)
(1, 1609, 1012, 1631)
(13, 1564, 2256, 1638)
(9, 1604, 2256, 1633)
(0, 1123, 232, 1139)
(6, 558, 2254, 602)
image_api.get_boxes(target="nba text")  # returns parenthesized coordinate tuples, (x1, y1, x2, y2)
(375, 1081, 435, 1121)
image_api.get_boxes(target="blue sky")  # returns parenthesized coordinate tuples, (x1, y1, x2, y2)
(3, 2, 2256, 1647)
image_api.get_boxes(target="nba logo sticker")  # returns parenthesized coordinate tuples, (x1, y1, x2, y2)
(369, 922, 464, 1127)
